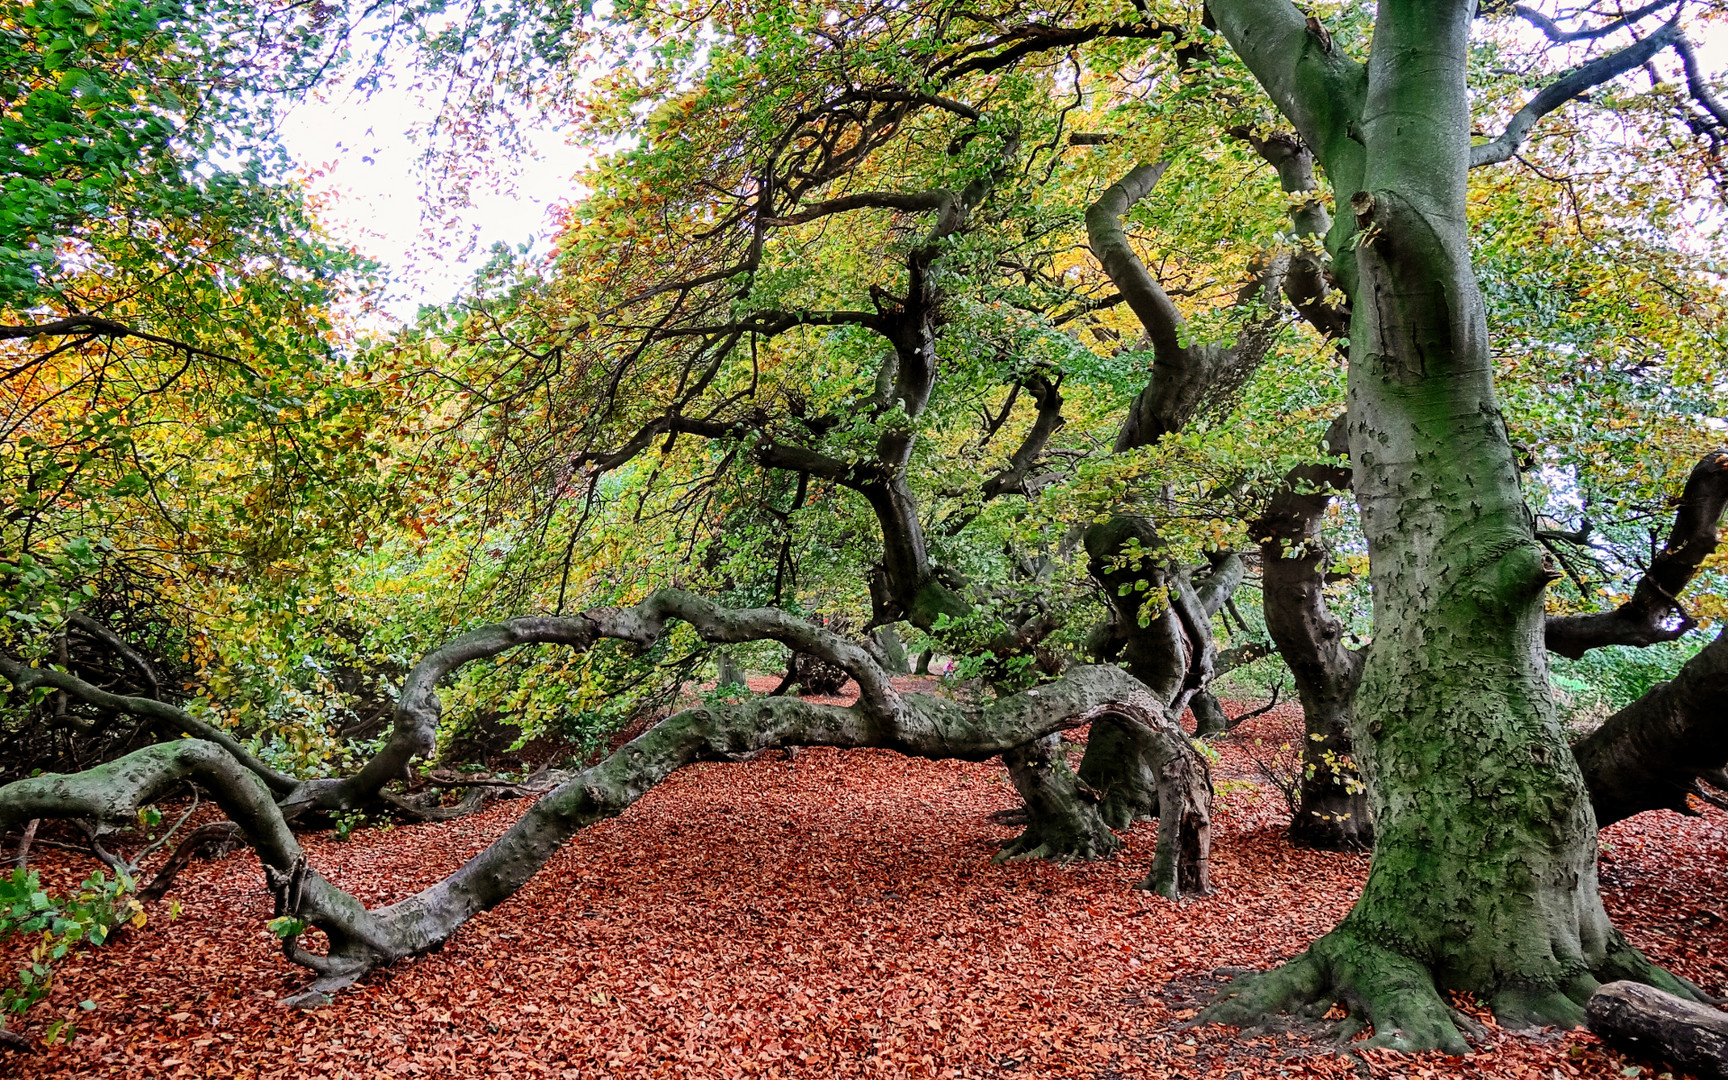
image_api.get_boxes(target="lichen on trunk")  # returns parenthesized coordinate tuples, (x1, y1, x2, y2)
(1201, 0, 1707, 1048)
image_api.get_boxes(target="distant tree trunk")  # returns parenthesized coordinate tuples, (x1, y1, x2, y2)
(1256, 446, 1372, 852)
(1190, 691, 1230, 738)
(714, 651, 746, 688)
(870, 626, 911, 674)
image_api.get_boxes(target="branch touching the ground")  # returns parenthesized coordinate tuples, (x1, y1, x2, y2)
(1586, 981, 1728, 1080)
(1546, 449, 1728, 659)
(8, 590, 908, 820)
(0, 658, 1189, 1005)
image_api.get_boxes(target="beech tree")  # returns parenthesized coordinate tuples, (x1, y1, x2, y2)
(1197, 0, 1724, 1049)
(0, 0, 1724, 1054)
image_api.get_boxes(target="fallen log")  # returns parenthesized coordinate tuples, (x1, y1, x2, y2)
(1586, 981, 1728, 1080)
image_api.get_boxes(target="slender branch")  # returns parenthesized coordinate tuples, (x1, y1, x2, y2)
(978, 374, 1064, 501)
(68, 612, 161, 698)
(0, 654, 299, 796)
(761, 190, 951, 227)
(1509, 1, 1678, 44)
(1673, 30, 1728, 130)
(0, 315, 252, 372)
(1471, 20, 1681, 167)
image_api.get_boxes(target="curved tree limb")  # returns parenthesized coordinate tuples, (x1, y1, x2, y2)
(1471, 19, 1682, 168)
(67, 612, 161, 698)
(1228, 128, 1351, 339)
(1572, 626, 1728, 828)
(290, 590, 905, 815)
(0, 659, 1185, 1005)
(978, 373, 1065, 502)
(1508, 1, 1679, 45)
(1546, 449, 1728, 659)
(1674, 31, 1728, 131)
(1085, 161, 1185, 371)
(0, 315, 251, 372)
(0, 654, 299, 796)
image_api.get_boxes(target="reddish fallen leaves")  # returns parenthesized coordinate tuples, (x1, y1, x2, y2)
(7, 695, 1725, 1080)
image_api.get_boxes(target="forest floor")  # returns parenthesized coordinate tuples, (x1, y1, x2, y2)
(6, 677, 1726, 1079)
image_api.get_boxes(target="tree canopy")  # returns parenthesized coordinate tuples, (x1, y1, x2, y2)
(0, 0, 1725, 1061)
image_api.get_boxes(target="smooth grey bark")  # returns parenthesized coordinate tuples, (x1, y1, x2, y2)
(1063, 145, 1292, 852)
(0, 591, 1211, 1004)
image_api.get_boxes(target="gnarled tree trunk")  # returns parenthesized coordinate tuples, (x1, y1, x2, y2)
(1256, 447, 1371, 852)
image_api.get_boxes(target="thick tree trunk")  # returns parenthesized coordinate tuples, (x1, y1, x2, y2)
(996, 734, 1123, 863)
(1204, 0, 1704, 1049)
(1098, 703, 1214, 899)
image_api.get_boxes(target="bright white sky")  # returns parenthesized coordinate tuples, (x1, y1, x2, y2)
(277, 20, 1728, 328)
(278, 80, 591, 324)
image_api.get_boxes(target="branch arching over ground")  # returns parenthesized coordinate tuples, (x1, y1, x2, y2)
(0, 591, 1210, 1005)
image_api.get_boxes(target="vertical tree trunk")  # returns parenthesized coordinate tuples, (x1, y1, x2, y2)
(1256, 453, 1372, 852)
(1189, 691, 1230, 738)
(995, 735, 1123, 863)
(1205, 0, 1706, 1049)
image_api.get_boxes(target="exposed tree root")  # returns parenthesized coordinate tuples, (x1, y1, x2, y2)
(1201, 923, 1712, 1054)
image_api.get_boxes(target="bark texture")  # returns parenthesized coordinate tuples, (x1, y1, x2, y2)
(0, 592, 1208, 1005)
(1586, 981, 1728, 1080)
(1202, 0, 1704, 1049)
(1571, 627, 1728, 827)
(1255, 450, 1371, 852)
(1546, 449, 1727, 659)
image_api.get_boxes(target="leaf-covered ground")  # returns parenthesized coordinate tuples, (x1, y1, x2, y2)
(8, 685, 1726, 1079)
